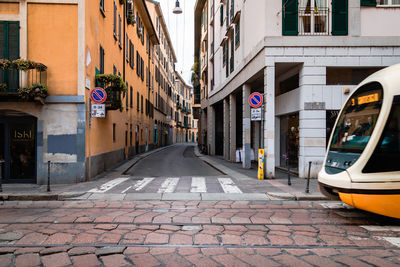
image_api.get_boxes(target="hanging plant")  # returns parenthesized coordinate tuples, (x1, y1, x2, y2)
(18, 83, 48, 104)
(12, 59, 35, 71)
(0, 59, 11, 70)
(119, 0, 125, 4)
(95, 74, 127, 111)
(0, 83, 7, 92)
(127, 14, 133, 25)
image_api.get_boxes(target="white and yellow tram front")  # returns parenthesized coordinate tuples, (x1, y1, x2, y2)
(318, 64, 400, 219)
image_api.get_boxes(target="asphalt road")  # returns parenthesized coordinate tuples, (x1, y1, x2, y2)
(126, 143, 222, 177)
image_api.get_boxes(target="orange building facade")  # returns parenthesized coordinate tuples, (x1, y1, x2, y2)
(0, 0, 159, 184)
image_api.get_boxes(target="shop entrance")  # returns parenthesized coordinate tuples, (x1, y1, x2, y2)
(279, 113, 299, 171)
(0, 112, 37, 183)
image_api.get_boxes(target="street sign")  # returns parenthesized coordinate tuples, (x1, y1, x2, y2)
(249, 92, 263, 108)
(251, 108, 262, 121)
(91, 103, 105, 118)
(90, 87, 107, 104)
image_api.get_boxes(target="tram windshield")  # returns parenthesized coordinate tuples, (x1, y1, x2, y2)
(330, 82, 383, 153)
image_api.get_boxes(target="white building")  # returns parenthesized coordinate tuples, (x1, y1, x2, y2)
(194, 0, 400, 178)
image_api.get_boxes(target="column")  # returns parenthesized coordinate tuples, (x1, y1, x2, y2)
(229, 94, 236, 162)
(223, 98, 230, 160)
(242, 84, 251, 169)
(207, 105, 215, 155)
(264, 66, 275, 178)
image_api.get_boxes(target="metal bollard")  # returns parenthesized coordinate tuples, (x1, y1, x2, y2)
(306, 161, 312, 193)
(0, 161, 3, 193)
(47, 161, 51, 192)
(287, 153, 291, 186)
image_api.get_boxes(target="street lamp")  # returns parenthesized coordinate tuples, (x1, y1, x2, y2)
(173, 0, 183, 14)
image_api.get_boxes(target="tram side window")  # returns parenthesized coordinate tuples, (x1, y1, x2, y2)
(363, 95, 400, 173)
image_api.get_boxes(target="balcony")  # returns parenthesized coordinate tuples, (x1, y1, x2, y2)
(0, 59, 48, 104)
(95, 74, 127, 111)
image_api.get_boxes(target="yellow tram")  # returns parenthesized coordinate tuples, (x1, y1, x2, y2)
(319, 64, 400, 219)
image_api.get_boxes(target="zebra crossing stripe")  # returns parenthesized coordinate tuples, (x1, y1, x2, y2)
(217, 178, 242, 193)
(132, 178, 155, 191)
(191, 177, 207, 192)
(88, 178, 129, 193)
(158, 178, 179, 193)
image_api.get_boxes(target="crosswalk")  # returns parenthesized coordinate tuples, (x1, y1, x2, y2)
(89, 177, 244, 194)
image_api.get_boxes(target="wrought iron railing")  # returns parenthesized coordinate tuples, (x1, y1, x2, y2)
(298, 7, 329, 36)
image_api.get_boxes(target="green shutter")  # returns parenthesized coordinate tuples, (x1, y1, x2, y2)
(0, 21, 19, 92)
(226, 0, 229, 27)
(282, 0, 298, 36)
(332, 0, 348, 35)
(360, 0, 376, 6)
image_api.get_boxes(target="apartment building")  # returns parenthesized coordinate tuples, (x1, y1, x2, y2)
(146, 0, 177, 147)
(194, 0, 400, 178)
(0, 0, 159, 183)
(174, 72, 195, 143)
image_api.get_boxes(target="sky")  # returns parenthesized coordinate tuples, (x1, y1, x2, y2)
(158, 0, 195, 85)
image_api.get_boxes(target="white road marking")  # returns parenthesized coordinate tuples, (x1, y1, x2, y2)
(319, 202, 353, 209)
(190, 177, 207, 192)
(158, 178, 179, 193)
(382, 237, 400, 248)
(360, 226, 400, 232)
(121, 186, 132, 194)
(132, 178, 155, 191)
(88, 178, 129, 193)
(217, 178, 242, 193)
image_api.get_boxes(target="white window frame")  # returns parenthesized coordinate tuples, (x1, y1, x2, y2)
(298, 0, 330, 36)
(378, 0, 400, 6)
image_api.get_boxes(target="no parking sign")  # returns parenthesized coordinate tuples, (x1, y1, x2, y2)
(90, 87, 107, 104)
(249, 92, 263, 108)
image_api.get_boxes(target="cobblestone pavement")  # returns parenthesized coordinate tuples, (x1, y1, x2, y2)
(0, 200, 400, 266)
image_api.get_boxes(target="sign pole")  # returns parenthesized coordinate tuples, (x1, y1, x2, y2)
(88, 98, 91, 181)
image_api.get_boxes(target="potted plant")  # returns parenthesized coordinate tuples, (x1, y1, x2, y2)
(18, 83, 48, 104)
(95, 74, 127, 111)
(0, 83, 7, 92)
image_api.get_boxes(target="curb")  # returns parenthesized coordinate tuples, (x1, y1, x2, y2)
(267, 192, 328, 201)
(0, 192, 86, 201)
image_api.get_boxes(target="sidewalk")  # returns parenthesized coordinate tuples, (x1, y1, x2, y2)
(193, 146, 327, 201)
(0, 144, 328, 201)
(0, 145, 174, 201)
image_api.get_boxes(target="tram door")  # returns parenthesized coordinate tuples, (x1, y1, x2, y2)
(0, 117, 36, 183)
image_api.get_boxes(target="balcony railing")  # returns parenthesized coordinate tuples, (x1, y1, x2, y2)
(0, 59, 48, 103)
(298, 7, 329, 36)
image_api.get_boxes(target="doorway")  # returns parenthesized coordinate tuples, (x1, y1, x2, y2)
(0, 113, 37, 183)
(279, 113, 299, 171)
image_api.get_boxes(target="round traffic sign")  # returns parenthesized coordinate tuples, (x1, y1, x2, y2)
(90, 87, 107, 104)
(249, 92, 263, 108)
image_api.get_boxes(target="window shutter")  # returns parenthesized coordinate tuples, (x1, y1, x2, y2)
(226, 0, 229, 27)
(220, 5, 224, 26)
(282, 0, 298, 36)
(360, 0, 376, 6)
(332, 0, 348, 35)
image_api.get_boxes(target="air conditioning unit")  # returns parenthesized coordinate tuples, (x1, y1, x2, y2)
(138, 27, 143, 36)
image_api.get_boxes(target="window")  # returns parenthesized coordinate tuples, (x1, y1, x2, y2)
(282, 0, 348, 36)
(220, 4, 224, 26)
(126, 82, 129, 110)
(118, 14, 122, 47)
(222, 42, 227, 67)
(141, 95, 143, 113)
(363, 95, 400, 173)
(230, 34, 234, 73)
(100, 0, 105, 15)
(129, 40, 134, 69)
(225, 42, 229, 78)
(226, 0, 229, 27)
(379, 0, 400, 5)
(113, 2, 117, 38)
(326, 67, 383, 85)
(99, 45, 105, 74)
(230, 0, 234, 21)
(0, 21, 20, 92)
(298, 0, 329, 35)
(113, 123, 116, 142)
(113, 65, 117, 75)
(235, 19, 240, 48)
(141, 58, 144, 81)
(126, 34, 129, 61)
(130, 86, 133, 108)
(136, 51, 140, 76)
(137, 92, 139, 111)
